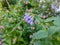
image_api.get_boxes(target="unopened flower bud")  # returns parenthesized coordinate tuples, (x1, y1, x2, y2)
(0, 26, 4, 29)
(28, 9, 33, 12)
(13, 38, 16, 44)
(24, 1, 29, 4)
(31, 27, 35, 30)
(29, 35, 33, 38)
(42, 15, 47, 19)
(17, 26, 21, 30)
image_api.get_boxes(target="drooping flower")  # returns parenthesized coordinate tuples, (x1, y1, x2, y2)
(51, 4, 56, 9)
(51, 4, 60, 13)
(55, 6, 60, 12)
(28, 17, 34, 25)
(24, 13, 34, 25)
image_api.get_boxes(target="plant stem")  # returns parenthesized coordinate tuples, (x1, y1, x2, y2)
(5, 0, 10, 9)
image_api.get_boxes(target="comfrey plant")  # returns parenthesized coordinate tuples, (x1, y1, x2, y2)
(0, 0, 60, 45)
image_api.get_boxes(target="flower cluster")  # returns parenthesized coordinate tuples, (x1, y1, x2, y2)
(24, 13, 34, 25)
(51, 4, 60, 12)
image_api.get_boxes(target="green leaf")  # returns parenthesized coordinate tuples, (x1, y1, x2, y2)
(6, 39, 11, 45)
(34, 41, 44, 45)
(48, 26, 60, 36)
(32, 30, 48, 39)
(45, 16, 56, 22)
(53, 20, 60, 26)
(2, 43, 8, 45)
(53, 16, 60, 26)
(36, 15, 44, 22)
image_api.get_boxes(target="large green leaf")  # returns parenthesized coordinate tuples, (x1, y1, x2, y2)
(32, 30, 48, 39)
(33, 41, 44, 45)
(45, 16, 56, 22)
(48, 26, 60, 36)
(53, 16, 60, 26)
(2, 43, 8, 45)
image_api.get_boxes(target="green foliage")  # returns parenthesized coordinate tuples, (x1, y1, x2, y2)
(0, 0, 60, 45)
(32, 30, 48, 39)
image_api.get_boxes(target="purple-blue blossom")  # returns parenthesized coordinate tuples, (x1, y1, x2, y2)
(51, 4, 56, 9)
(24, 13, 34, 25)
(51, 4, 60, 12)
